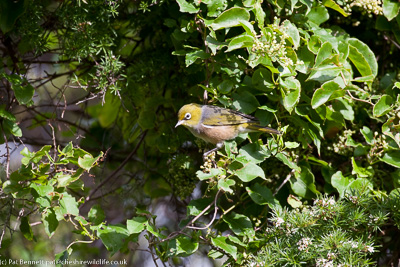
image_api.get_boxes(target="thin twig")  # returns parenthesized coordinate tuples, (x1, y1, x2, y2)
(82, 131, 148, 205)
(274, 169, 295, 196)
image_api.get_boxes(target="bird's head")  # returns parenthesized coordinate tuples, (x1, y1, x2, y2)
(175, 103, 202, 129)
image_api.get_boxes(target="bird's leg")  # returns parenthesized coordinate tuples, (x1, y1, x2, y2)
(203, 143, 223, 161)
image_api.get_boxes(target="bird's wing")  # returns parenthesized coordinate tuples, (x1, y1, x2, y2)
(202, 105, 258, 126)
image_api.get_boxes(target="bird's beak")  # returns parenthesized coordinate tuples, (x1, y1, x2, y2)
(175, 120, 183, 128)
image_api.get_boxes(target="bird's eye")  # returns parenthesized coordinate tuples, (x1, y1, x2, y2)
(185, 113, 191, 120)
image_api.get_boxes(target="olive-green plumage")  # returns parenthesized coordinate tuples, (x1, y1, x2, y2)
(175, 103, 281, 157)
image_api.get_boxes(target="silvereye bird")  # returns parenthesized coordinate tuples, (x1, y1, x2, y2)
(175, 103, 282, 157)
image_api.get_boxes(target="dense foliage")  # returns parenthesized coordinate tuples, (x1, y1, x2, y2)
(1, 0, 400, 266)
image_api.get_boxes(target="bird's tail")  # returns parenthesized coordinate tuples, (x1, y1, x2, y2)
(247, 124, 282, 135)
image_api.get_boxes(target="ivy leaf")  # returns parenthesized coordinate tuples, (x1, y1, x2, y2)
(98, 225, 129, 256)
(211, 236, 237, 260)
(127, 216, 147, 234)
(20, 216, 34, 241)
(218, 178, 235, 193)
(88, 204, 106, 226)
(207, 7, 250, 30)
(373, 95, 393, 117)
(42, 209, 59, 238)
(59, 193, 79, 216)
(167, 236, 199, 257)
(78, 152, 103, 171)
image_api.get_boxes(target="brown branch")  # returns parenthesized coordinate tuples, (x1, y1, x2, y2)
(81, 131, 148, 206)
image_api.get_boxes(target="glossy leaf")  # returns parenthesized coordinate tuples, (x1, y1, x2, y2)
(381, 151, 400, 168)
(223, 212, 255, 237)
(207, 7, 250, 30)
(311, 80, 342, 109)
(246, 183, 281, 209)
(383, 0, 400, 20)
(211, 236, 237, 260)
(373, 95, 393, 117)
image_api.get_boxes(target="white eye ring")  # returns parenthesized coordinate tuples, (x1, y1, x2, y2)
(185, 113, 191, 120)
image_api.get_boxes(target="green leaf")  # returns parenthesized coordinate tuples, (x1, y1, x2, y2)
(224, 212, 255, 238)
(97, 92, 121, 128)
(285, 141, 300, 148)
(167, 235, 199, 257)
(88, 204, 106, 226)
(348, 38, 378, 78)
(127, 216, 147, 234)
(351, 157, 374, 178)
(331, 171, 352, 198)
(291, 165, 319, 198)
(306, 6, 329, 25)
(282, 20, 300, 49)
(252, 68, 275, 91)
(207, 7, 250, 30)
(78, 151, 103, 171)
(0, 0, 26, 34)
(373, 95, 393, 117)
(311, 81, 342, 109)
(383, 0, 400, 21)
(229, 161, 265, 182)
(246, 183, 281, 209)
(211, 236, 237, 260)
(282, 86, 301, 114)
(360, 126, 373, 145)
(287, 194, 302, 208)
(20, 216, 34, 241)
(4, 74, 35, 105)
(381, 151, 400, 168)
(176, 0, 200, 13)
(185, 48, 210, 67)
(218, 178, 235, 193)
(237, 143, 270, 164)
(187, 198, 213, 216)
(276, 152, 301, 172)
(321, 0, 350, 16)
(232, 90, 259, 114)
(332, 98, 354, 121)
(55, 249, 71, 267)
(3, 119, 22, 137)
(226, 34, 254, 52)
(59, 193, 79, 216)
(42, 209, 59, 238)
(0, 107, 16, 121)
(202, 0, 227, 17)
(196, 168, 225, 180)
(217, 80, 234, 94)
(98, 225, 129, 256)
